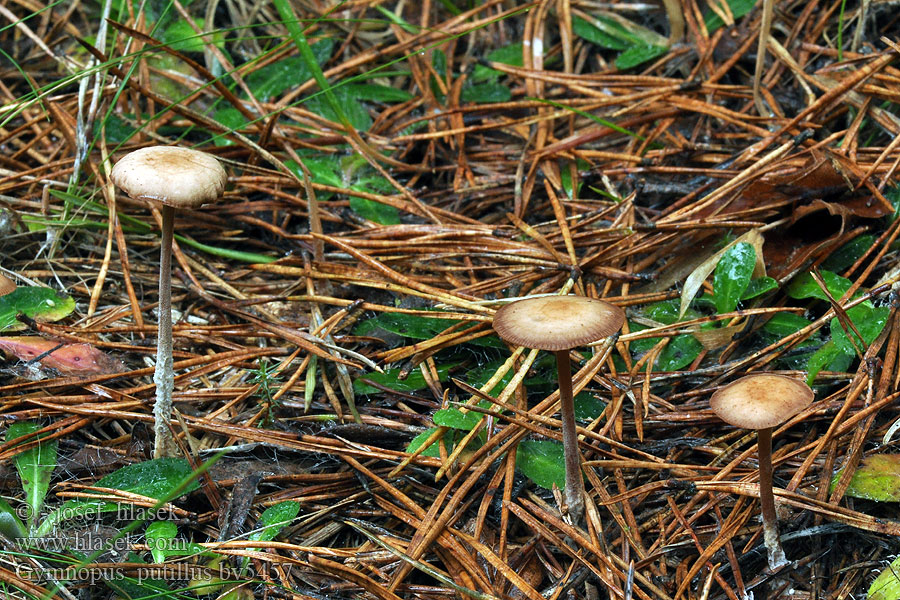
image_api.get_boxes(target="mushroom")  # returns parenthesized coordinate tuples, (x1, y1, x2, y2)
(0, 274, 15, 297)
(111, 146, 227, 458)
(493, 295, 625, 525)
(709, 373, 813, 570)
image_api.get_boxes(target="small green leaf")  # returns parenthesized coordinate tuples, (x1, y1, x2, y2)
(6, 421, 57, 532)
(704, 0, 757, 31)
(806, 340, 843, 384)
(516, 439, 566, 490)
(307, 86, 372, 130)
(407, 428, 444, 457)
(572, 15, 629, 50)
(349, 197, 401, 225)
(0, 497, 26, 540)
(831, 305, 890, 356)
(614, 43, 667, 70)
(763, 313, 812, 338)
(487, 43, 524, 66)
(822, 235, 875, 272)
(656, 334, 702, 371)
(161, 18, 222, 53)
(787, 270, 853, 302)
(461, 83, 512, 104)
(354, 363, 457, 395)
(245, 39, 334, 102)
(35, 458, 201, 537)
(713, 242, 756, 314)
(347, 83, 413, 103)
(249, 501, 301, 542)
(741, 276, 778, 300)
(869, 554, 900, 600)
(145, 520, 178, 563)
(211, 107, 250, 146)
(574, 392, 605, 421)
(354, 312, 461, 339)
(834, 455, 900, 502)
(0, 287, 76, 331)
(433, 408, 483, 431)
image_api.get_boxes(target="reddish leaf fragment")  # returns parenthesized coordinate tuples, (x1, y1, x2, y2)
(0, 336, 124, 375)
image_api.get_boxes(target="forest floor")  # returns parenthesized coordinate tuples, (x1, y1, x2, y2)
(2, 0, 900, 599)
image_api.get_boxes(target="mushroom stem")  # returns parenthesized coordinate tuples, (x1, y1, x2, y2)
(153, 204, 177, 458)
(554, 349, 585, 526)
(757, 427, 786, 570)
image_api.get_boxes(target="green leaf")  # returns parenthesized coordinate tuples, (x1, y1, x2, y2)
(869, 554, 900, 600)
(787, 270, 853, 302)
(407, 428, 444, 457)
(161, 18, 223, 53)
(354, 312, 462, 339)
(763, 313, 812, 338)
(354, 363, 457, 395)
(461, 83, 512, 104)
(6, 422, 57, 531)
(704, 0, 757, 32)
(0, 287, 76, 332)
(741, 276, 778, 300)
(572, 15, 630, 50)
(834, 455, 900, 502)
(0, 497, 26, 540)
(145, 520, 178, 563)
(516, 439, 566, 490)
(433, 407, 483, 431)
(105, 552, 173, 599)
(560, 159, 590, 199)
(831, 305, 890, 356)
(307, 86, 372, 130)
(806, 340, 844, 384)
(656, 334, 702, 371)
(574, 392, 605, 421)
(211, 107, 250, 147)
(249, 501, 301, 542)
(349, 197, 401, 225)
(822, 234, 875, 272)
(614, 43, 667, 70)
(245, 39, 334, 102)
(35, 458, 201, 537)
(713, 242, 756, 314)
(347, 83, 413, 103)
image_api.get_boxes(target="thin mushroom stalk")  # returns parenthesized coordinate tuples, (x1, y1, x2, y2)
(709, 373, 813, 571)
(153, 204, 177, 458)
(757, 427, 787, 570)
(554, 349, 585, 522)
(111, 146, 227, 458)
(492, 295, 625, 528)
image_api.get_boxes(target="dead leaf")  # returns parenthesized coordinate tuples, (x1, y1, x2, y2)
(0, 336, 124, 375)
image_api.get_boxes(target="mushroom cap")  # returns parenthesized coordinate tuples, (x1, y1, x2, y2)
(0, 274, 15, 297)
(493, 295, 625, 351)
(710, 374, 813, 430)
(110, 146, 227, 208)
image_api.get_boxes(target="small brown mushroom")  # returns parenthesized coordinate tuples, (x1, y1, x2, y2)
(493, 295, 625, 525)
(0, 274, 16, 297)
(111, 146, 227, 458)
(710, 373, 814, 570)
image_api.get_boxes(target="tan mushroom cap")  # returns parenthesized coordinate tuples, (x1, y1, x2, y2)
(710, 374, 813, 430)
(493, 295, 625, 351)
(110, 146, 227, 208)
(0, 274, 15, 297)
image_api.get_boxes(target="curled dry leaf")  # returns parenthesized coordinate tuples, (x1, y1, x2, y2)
(0, 336, 125, 375)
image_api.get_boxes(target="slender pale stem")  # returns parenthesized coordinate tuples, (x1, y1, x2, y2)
(555, 349, 585, 526)
(153, 204, 177, 458)
(758, 427, 787, 569)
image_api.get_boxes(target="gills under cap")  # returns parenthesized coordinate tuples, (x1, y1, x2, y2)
(493, 295, 626, 351)
(111, 146, 227, 208)
(710, 373, 813, 430)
